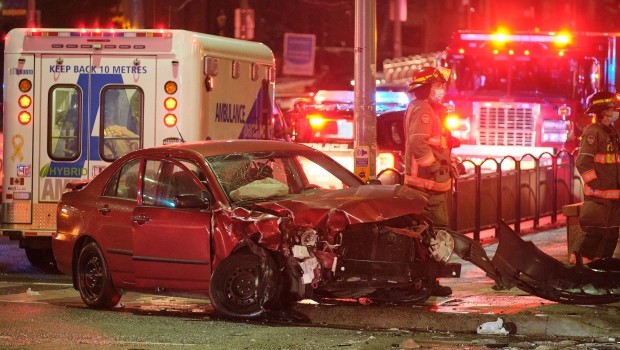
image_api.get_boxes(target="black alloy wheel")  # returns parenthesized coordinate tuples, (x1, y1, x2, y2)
(76, 242, 121, 308)
(209, 251, 280, 318)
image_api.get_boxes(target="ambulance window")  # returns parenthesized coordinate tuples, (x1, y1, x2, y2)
(48, 85, 81, 161)
(100, 86, 144, 162)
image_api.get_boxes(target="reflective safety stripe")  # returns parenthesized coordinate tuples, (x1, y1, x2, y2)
(428, 136, 448, 148)
(583, 185, 620, 199)
(416, 152, 435, 167)
(581, 169, 597, 183)
(404, 174, 452, 192)
(594, 153, 620, 164)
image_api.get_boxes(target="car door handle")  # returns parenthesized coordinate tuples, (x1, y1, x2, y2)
(98, 205, 111, 214)
(132, 214, 150, 225)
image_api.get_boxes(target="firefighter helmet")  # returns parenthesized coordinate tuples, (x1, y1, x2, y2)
(584, 91, 620, 114)
(408, 66, 451, 91)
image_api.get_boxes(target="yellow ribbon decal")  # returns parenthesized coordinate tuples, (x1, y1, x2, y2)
(11, 135, 24, 162)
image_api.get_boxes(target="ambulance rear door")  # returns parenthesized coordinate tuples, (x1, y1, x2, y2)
(38, 54, 156, 203)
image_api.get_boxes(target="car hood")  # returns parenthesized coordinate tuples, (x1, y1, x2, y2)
(252, 184, 428, 227)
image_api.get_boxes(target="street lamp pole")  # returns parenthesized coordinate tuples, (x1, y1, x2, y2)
(353, 0, 377, 182)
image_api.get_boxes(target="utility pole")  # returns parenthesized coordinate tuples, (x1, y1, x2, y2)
(353, 0, 377, 182)
(390, 0, 405, 58)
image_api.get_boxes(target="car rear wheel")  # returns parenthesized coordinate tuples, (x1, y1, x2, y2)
(209, 251, 280, 318)
(76, 242, 121, 308)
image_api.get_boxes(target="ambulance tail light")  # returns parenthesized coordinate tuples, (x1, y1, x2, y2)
(164, 81, 178, 94)
(18, 111, 32, 125)
(19, 79, 32, 92)
(164, 97, 177, 110)
(19, 95, 32, 108)
(164, 114, 177, 127)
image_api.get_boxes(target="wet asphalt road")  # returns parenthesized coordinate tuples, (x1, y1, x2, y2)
(0, 234, 619, 349)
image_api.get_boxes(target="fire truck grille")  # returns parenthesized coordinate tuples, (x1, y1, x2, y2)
(477, 105, 535, 146)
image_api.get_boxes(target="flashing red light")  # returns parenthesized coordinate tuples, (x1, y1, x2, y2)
(458, 48, 465, 54)
(524, 50, 530, 55)
(444, 114, 461, 131)
(308, 114, 326, 129)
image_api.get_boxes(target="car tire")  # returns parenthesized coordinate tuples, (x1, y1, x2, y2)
(209, 251, 280, 318)
(76, 242, 121, 309)
(25, 248, 58, 272)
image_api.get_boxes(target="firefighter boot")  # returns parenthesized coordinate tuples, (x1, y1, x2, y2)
(598, 227, 620, 258)
(573, 228, 604, 260)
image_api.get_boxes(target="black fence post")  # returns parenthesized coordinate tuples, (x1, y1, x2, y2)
(474, 163, 482, 242)
(495, 161, 502, 238)
(515, 159, 522, 234)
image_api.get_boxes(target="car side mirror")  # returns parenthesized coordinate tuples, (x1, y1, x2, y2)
(376, 168, 403, 185)
(174, 194, 210, 209)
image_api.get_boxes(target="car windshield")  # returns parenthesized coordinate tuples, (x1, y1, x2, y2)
(205, 150, 363, 204)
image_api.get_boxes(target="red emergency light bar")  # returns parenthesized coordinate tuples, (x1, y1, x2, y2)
(28, 30, 172, 38)
(460, 32, 571, 46)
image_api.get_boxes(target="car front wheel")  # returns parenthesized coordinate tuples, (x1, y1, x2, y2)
(209, 251, 280, 318)
(76, 242, 121, 308)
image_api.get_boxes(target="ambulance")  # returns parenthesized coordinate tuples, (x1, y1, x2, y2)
(2, 28, 276, 268)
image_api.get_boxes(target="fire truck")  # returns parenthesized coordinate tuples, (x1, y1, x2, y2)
(383, 30, 620, 159)
(2, 28, 276, 268)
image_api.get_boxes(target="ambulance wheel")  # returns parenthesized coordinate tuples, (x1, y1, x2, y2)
(209, 251, 280, 318)
(25, 248, 57, 271)
(76, 242, 121, 308)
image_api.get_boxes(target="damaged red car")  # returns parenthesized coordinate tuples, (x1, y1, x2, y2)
(53, 140, 461, 318)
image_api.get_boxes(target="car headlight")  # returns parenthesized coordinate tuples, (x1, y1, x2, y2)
(428, 229, 454, 263)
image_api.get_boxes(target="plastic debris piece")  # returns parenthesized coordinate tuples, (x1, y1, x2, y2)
(476, 317, 513, 335)
(26, 288, 41, 296)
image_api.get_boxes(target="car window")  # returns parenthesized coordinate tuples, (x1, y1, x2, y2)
(142, 159, 206, 207)
(103, 158, 141, 200)
(206, 151, 354, 203)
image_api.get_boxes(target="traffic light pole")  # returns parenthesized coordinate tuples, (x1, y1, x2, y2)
(353, 0, 377, 182)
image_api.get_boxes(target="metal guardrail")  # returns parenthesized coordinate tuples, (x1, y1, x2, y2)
(378, 149, 583, 242)
(450, 150, 583, 241)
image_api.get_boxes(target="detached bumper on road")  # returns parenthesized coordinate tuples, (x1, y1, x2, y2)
(450, 221, 620, 305)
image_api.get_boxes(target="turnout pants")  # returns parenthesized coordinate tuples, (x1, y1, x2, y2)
(576, 198, 620, 259)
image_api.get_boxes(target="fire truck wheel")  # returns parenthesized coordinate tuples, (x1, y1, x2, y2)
(76, 242, 121, 309)
(209, 251, 281, 318)
(25, 248, 57, 272)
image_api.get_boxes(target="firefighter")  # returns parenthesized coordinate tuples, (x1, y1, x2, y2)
(404, 66, 455, 296)
(574, 91, 620, 263)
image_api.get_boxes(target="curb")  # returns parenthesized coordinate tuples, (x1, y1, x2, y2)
(291, 303, 620, 338)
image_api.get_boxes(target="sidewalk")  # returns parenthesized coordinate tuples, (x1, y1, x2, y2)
(292, 222, 620, 338)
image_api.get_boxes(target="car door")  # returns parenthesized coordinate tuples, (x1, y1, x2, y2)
(131, 157, 212, 291)
(95, 157, 141, 285)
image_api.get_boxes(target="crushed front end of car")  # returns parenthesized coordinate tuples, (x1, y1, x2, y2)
(246, 185, 461, 304)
